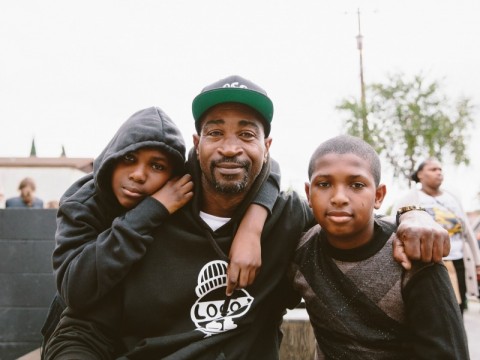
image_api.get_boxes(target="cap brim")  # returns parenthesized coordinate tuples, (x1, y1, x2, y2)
(192, 88, 273, 124)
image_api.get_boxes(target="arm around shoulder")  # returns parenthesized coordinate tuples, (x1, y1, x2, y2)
(402, 262, 469, 359)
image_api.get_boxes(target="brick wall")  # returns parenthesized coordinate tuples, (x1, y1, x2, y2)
(0, 209, 57, 360)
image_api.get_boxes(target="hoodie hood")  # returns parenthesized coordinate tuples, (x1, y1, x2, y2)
(93, 107, 186, 199)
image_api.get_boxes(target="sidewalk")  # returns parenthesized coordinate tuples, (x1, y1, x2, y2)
(464, 298, 480, 359)
(16, 299, 480, 360)
(284, 298, 480, 359)
(16, 348, 40, 360)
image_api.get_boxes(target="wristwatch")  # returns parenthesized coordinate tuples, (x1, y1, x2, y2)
(396, 205, 427, 226)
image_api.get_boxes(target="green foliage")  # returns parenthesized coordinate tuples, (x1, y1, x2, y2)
(337, 73, 475, 182)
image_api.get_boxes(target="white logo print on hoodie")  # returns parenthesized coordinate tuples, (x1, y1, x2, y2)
(190, 260, 253, 337)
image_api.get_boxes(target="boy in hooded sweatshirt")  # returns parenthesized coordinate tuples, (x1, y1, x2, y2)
(41, 106, 278, 349)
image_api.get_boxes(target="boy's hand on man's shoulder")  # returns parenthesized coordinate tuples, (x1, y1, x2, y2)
(151, 174, 194, 214)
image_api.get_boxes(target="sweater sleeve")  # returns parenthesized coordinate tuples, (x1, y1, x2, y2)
(53, 196, 171, 310)
(251, 157, 281, 214)
(402, 263, 469, 359)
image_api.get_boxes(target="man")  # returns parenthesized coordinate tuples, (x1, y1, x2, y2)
(6, 177, 44, 208)
(44, 75, 449, 360)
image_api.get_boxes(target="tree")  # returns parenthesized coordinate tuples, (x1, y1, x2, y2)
(337, 72, 475, 183)
(30, 138, 37, 157)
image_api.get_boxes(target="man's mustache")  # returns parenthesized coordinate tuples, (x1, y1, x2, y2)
(210, 157, 250, 169)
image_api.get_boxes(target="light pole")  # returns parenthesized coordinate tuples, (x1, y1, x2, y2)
(356, 8, 368, 141)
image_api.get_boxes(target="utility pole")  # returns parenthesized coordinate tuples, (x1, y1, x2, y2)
(356, 8, 368, 141)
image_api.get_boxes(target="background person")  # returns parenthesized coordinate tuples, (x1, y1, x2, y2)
(46, 200, 60, 209)
(392, 157, 480, 314)
(6, 177, 44, 208)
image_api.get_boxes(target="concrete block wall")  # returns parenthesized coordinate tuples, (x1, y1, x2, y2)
(0, 209, 57, 360)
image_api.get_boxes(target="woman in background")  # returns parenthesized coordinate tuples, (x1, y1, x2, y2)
(393, 158, 480, 314)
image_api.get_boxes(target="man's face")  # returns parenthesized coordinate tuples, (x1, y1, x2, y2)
(193, 103, 272, 195)
(20, 185, 34, 205)
(305, 153, 386, 249)
(111, 147, 174, 209)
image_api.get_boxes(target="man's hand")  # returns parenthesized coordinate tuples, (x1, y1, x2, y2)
(226, 237, 261, 296)
(226, 204, 266, 296)
(393, 210, 450, 269)
(151, 174, 194, 214)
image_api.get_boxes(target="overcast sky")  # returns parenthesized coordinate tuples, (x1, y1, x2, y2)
(1, 0, 479, 211)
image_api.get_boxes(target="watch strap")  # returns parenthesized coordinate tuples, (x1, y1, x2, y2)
(396, 205, 427, 226)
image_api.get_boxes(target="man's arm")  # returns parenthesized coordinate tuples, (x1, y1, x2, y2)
(393, 210, 450, 270)
(227, 204, 266, 295)
(226, 158, 281, 295)
(403, 263, 469, 359)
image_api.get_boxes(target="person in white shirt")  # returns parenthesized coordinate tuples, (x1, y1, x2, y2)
(392, 157, 480, 314)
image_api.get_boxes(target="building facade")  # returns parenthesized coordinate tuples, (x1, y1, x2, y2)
(0, 157, 93, 208)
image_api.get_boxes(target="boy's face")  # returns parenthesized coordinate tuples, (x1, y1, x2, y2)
(111, 148, 174, 209)
(305, 153, 386, 249)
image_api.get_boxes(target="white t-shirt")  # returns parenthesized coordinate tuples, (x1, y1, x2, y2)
(199, 211, 230, 231)
(418, 191, 464, 260)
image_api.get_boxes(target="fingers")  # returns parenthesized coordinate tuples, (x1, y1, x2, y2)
(442, 233, 450, 258)
(431, 236, 441, 263)
(419, 232, 434, 263)
(417, 227, 449, 263)
(238, 267, 256, 289)
(431, 228, 449, 262)
(171, 175, 194, 202)
(171, 175, 193, 192)
(225, 264, 259, 296)
(392, 235, 412, 270)
(179, 177, 194, 198)
(398, 227, 421, 261)
(177, 174, 193, 186)
(167, 175, 193, 190)
(430, 233, 442, 263)
(226, 264, 239, 296)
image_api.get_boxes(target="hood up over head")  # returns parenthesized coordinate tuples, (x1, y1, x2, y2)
(93, 106, 186, 196)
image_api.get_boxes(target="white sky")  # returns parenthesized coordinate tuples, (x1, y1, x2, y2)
(1, 0, 479, 211)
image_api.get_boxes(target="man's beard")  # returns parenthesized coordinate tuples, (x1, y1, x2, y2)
(208, 157, 251, 194)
